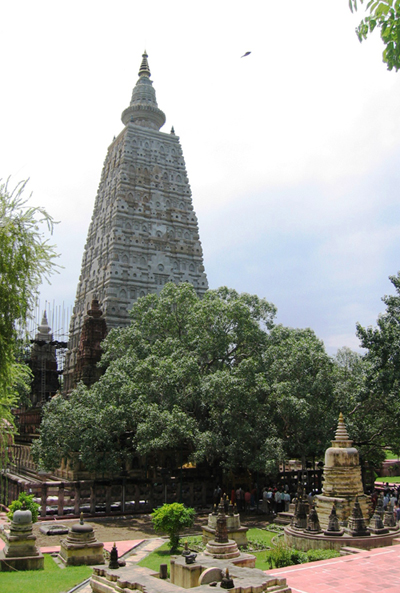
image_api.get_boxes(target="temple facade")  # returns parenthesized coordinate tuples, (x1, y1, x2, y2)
(64, 52, 208, 391)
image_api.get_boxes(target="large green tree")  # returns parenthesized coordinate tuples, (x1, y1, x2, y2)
(350, 0, 400, 70)
(354, 272, 400, 461)
(263, 325, 337, 464)
(0, 180, 58, 460)
(33, 283, 281, 474)
(33, 283, 342, 477)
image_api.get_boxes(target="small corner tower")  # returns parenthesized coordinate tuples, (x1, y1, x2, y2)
(64, 52, 208, 391)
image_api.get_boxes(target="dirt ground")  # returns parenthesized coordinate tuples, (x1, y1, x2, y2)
(33, 513, 267, 548)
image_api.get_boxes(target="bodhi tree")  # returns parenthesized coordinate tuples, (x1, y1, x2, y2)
(33, 282, 343, 477)
(349, 0, 400, 70)
(33, 283, 283, 475)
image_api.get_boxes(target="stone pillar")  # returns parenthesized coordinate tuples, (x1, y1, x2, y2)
(74, 482, 81, 516)
(202, 482, 207, 506)
(105, 484, 112, 513)
(135, 485, 141, 511)
(58, 483, 65, 516)
(189, 483, 194, 507)
(121, 479, 126, 514)
(90, 482, 96, 515)
(41, 483, 47, 518)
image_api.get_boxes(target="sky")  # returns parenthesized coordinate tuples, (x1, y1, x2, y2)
(1, 1, 400, 354)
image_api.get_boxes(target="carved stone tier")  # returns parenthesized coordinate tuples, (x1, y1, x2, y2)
(204, 539, 241, 559)
(285, 522, 400, 552)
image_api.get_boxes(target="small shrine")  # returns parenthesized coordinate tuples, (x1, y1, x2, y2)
(59, 514, 104, 566)
(0, 508, 44, 571)
(203, 498, 242, 560)
(202, 496, 248, 546)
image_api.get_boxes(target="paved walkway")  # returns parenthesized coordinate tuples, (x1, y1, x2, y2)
(265, 545, 400, 593)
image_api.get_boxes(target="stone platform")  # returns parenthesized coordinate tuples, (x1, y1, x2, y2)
(284, 523, 400, 552)
(0, 549, 44, 571)
(266, 544, 400, 593)
(91, 557, 291, 593)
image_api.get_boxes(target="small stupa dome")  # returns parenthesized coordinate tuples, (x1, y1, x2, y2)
(13, 508, 32, 524)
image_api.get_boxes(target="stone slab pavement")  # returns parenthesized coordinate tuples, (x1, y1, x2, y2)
(265, 545, 400, 593)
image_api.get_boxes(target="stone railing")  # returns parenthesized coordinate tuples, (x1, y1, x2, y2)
(1, 474, 210, 518)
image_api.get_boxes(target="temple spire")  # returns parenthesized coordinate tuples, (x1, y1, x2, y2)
(121, 51, 166, 130)
(138, 50, 150, 77)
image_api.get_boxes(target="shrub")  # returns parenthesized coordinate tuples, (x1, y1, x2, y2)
(151, 503, 195, 552)
(265, 541, 307, 568)
(306, 548, 340, 562)
(7, 491, 40, 523)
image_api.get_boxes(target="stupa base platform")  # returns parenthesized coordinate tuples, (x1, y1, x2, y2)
(284, 524, 400, 552)
(0, 549, 44, 571)
(91, 554, 290, 593)
(204, 538, 242, 560)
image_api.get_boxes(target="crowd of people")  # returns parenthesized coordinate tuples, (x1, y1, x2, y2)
(213, 483, 300, 514)
(371, 483, 400, 521)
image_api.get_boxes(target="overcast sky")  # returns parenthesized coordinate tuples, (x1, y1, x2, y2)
(2, 1, 400, 354)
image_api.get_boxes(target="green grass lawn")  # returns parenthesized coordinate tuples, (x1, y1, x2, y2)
(0, 553, 93, 593)
(385, 450, 400, 460)
(137, 540, 172, 573)
(376, 476, 400, 483)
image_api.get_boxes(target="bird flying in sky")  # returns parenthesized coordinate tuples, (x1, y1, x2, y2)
(241, 51, 251, 58)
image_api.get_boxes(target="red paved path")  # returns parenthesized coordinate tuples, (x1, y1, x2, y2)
(266, 545, 400, 593)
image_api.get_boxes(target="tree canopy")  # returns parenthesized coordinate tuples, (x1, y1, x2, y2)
(33, 283, 341, 476)
(354, 272, 400, 460)
(349, 0, 400, 70)
(0, 180, 58, 460)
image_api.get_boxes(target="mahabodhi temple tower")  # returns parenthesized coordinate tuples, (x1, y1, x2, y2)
(64, 52, 208, 391)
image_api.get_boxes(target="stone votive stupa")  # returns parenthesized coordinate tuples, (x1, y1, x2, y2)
(323, 503, 344, 536)
(0, 507, 44, 571)
(202, 495, 248, 546)
(315, 412, 370, 529)
(59, 514, 104, 566)
(204, 499, 241, 559)
(345, 496, 370, 537)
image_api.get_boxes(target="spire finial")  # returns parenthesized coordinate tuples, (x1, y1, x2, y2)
(122, 51, 166, 130)
(331, 411, 353, 447)
(138, 50, 151, 78)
